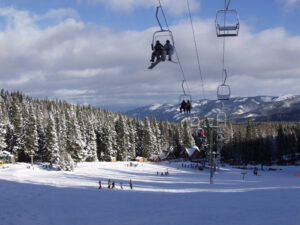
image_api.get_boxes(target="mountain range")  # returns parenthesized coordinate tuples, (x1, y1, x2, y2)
(125, 95, 300, 123)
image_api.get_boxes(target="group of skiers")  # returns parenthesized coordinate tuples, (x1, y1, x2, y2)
(180, 100, 191, 113)
(98, 179, 133, 190)
(150, 40, 174, 63)
(157, 169, 169, 176)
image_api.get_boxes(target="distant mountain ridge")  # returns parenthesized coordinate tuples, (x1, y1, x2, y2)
(125, 95, 300, 122)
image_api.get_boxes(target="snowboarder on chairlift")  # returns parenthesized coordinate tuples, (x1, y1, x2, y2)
(186, 100, 191, 113)
(150, 40, 164, 62)
(163, 40, 174, 61)
(180, 100, 187, 113)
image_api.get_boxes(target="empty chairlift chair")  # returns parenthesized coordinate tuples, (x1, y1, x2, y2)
(217, 69, 231, 100)
(215, 4, 239, 37)
(217, 84, 231, 100)
(190, 117, 200, 129)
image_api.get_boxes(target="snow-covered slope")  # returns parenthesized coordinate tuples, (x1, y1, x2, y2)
(125, 95, 300, 122)
(0, 162, 299, 225)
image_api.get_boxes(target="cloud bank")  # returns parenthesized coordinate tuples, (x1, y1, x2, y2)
(78, 0, 200, 14)
(0, 7, 300, 111)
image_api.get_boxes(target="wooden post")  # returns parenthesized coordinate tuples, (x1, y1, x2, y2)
(30, 154, 34, 169)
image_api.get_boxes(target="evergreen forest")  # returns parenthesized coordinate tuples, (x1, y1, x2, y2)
(0, 90, 299, 170)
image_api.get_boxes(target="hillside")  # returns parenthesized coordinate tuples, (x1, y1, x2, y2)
(125, 95, 300, 122)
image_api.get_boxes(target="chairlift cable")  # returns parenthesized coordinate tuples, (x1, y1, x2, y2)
(186, 0, 206, 100)
(158, 0, 192, 98)
(222, 0, 227, 85)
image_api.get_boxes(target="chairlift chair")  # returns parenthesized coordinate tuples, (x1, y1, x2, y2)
(217, 84, 231, 100)
(215, 0, 239, 38)
(149, 6, 176, 68)
(190, 117, 200, 128)
(179, 80, 192, 104)
(217, 111, 227, 124)
(217, 69, 231, 100)
(215, 9, 239, 37)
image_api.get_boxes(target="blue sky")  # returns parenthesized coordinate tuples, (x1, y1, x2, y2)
(2, 0, 300, 33)
(0, 0, 300, 111)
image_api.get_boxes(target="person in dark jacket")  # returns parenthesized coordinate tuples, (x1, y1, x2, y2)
(129, 179, 133, 190)
(150, 40, 164, 62)
(186, 100, 191, 113)
(180, 100, 186, 113)
(112, 181, 115, 189)
(163, 40, 174, 61)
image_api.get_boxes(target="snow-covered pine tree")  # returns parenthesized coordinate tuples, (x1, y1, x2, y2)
(160, 120, 173, 151)
(133, 118, 143, 157)
(85, 118, 98, 162)
(9, 96, 25, 160)
(141, 117, 155, 158)
(115, 114, 126, 161)
(182, 121, 195, 147)
(151, 117, 161, 155)
(58, 151, 74, 171)
(0, 123, 7, 152)
(65, 106, 85, 162)
(24, 104, 39, 158)
(99, 121, 116, 161)
(126, 118, 136, 160)
(44, 113, 60, 164)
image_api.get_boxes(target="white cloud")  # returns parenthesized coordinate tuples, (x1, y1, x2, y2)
(0, 7, 300, 110)
(80, 0, 200, 14)
(278, 0, 300, 10)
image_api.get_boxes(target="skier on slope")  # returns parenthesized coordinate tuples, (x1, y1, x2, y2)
(108, 179, 111, 189)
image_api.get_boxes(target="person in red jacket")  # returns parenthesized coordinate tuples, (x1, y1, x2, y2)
(98, 180, 102, 189)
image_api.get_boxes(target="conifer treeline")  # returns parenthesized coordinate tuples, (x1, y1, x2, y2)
(0, 90, 195, 170)
(222, 121, 300, 165)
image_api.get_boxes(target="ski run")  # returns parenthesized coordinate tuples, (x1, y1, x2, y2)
(0, 161, 299, 225)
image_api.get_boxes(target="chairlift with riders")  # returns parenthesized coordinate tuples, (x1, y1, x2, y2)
(148, 5, 177, 69)
(179, 80, 192, 113)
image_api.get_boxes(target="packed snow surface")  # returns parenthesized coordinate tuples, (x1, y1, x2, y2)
(0, 162, 300, 225)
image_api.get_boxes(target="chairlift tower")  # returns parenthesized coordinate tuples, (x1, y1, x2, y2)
(202, 123, 220, 184)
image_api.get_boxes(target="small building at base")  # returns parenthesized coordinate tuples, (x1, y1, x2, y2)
(110, 157, 117, 162)
(135, 157, 148, 162)
(180, 146, 201, 161)
(0, 151, 15, 164)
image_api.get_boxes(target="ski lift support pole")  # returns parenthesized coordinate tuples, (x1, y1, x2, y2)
(182, 80, 187, 96)
(203, 124, 220, 184)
